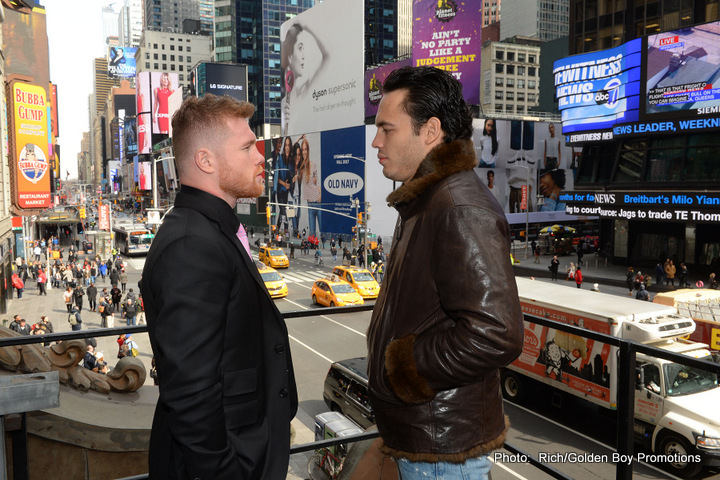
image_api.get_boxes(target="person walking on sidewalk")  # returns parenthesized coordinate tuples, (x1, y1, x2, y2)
(549, 255, 560, 281)
(119, 268, 128, 293)
(575, 266, 583, 288)
(87, 283, 98, 311)
(63, 286, 73, 312)
(36, 268, 48, 296)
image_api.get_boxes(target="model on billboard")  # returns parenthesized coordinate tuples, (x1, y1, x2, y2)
(301, 137, 321, 237)
(486, 169, 505, 208)
(508, 120, 535, 165)
(543, 123, 561, 169)
(290, 136, 308, 236)
(538, 168, 567, 212)
(109, 47, 126, 66)
(275, 137, 292, 232)
(19, 143, 48, 184)
(478, 119, 498, 167)
(153, 73, 175, 134)
(280, 23, 329, 135)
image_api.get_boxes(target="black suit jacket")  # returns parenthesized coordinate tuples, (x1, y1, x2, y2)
(140, 186, 297, 480)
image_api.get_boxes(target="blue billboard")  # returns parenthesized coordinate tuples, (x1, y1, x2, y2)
(554, 39, 642, 135)
(320, 126, 366, 237)
(108, 47, 137, 79)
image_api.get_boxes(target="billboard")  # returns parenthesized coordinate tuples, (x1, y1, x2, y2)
(646, 22, 720, 115)
(124, 116, 138, 157)
(50, 83, 59, 137)
(150, 71, 181, 135)
(139, 162, 152, 190)
(554, 39, 643, 135)
(136, 71, 152, 154)
(280, 0, 364, 136)
(108, 46, 137, 79)
(364, 58, 413, 117)
(412, 0, 482, 104)
(108, 160, 122, 194)
(195, 63, 248, 102)
(472, 118, 580, 224)
(267, 126, 364, 237)
(11, 81, 52, 209)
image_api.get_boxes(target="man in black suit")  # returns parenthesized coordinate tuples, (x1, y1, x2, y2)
(140, 94, 297, 480)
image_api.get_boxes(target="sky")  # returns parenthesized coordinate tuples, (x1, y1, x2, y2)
(44, 0, 109, 180)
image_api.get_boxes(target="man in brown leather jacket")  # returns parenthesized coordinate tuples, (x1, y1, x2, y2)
(367, 66, 524, 480)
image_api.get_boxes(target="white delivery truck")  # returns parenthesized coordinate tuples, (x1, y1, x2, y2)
(502, 277, 720, 477)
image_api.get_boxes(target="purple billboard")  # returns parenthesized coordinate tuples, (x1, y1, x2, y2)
(412, 0, 481, 104)
(364, 58, 413, 117)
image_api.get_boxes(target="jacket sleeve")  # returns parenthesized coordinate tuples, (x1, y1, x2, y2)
(147, 234, 245, 478)
(387, 206, 524, 402)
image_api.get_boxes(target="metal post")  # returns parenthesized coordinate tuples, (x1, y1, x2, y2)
(152, 157, 158, 209)
(525, 165, 530, 259)
(616, 341, 636, 480)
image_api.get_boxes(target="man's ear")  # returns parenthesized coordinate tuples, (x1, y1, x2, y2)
(194, 148, 215, 174)
(423, 117, 443, 145)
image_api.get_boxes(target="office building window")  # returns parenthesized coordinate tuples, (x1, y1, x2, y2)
(496, 50, 504, 60)
(496, 64, 503, 73)
(495, 91, 503, 99)
(507, 65, 515, 74)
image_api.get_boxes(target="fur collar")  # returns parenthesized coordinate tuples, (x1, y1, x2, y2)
(386, 139, 476, 208)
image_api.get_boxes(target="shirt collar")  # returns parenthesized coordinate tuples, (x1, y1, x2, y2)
(174, 185, 240, 236)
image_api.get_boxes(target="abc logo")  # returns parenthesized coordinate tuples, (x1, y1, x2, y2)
(595, 91, 610, 103)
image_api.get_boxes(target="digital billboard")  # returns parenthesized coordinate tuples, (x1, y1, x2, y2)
(124, 116, 138, 157)
(195, 63, 248, 102)
(280, 0, 364, 136)
(108, 46, 137, 79)
(554, 39, 643, 135)
(150, 71, 181, 135)
(136, 72, 151, 154)
(139, 162, 152, 190)
(412, 0, 482, 105)
(646, 21, 720, 115)
(11, 81, 51, 209)
(364, 58, 412, 117)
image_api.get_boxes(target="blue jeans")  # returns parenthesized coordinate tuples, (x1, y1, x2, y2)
(126, 315, 136, 326)
(397, 456, 492, 480)
(307, 202, 321, 236)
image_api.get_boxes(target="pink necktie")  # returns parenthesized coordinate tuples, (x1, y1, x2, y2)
(236, 224, 251, 257)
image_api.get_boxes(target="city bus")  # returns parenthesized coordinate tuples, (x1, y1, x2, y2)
(112, 224, 154, 256)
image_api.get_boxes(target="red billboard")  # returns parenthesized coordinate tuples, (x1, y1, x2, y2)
(10, 80, 51, 210)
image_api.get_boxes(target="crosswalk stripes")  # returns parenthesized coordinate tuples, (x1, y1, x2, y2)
(123, 258, 146, 271)
(281, 271, 327, 284)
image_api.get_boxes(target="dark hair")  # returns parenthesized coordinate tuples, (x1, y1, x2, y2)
(282, 24, 303, 72)
(541, 169, 567, 190)
(382, 66, 473, 142)
(483, 118, 498, 155)
(487, 169, 494, 178)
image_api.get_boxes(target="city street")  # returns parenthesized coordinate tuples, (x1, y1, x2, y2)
(5, 241, 720, 479)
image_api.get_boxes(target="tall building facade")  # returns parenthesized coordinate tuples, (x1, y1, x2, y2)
(215, 0, 406, 137)
(569, 0, 719, 54)
(483, 0, 501, 26)
(118, 0, 143, 48)
(501, 0, 569, 41)
(145, 0, 209, 34)
(480, 39, 541, 116)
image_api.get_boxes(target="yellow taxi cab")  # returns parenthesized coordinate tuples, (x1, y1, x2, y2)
(332, 266, 380, 299)
(258, 245, 289, 268)
(255, 261, 288, 299)
(311, 275, 365, 307)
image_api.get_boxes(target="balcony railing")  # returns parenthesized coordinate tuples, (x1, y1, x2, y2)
(1, 305, 719, 480)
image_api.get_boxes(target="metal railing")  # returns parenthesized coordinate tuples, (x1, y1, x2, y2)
(2, 306, 719, 480)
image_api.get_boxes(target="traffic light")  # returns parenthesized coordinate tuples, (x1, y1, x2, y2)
(266, 206, 271, 224)
(357, 212, 365, 225)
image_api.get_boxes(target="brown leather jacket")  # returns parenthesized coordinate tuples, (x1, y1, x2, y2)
(367, 139, 524, 463)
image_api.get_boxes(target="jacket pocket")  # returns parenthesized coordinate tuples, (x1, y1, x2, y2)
(222, 368, 260, 429)
(222, 368, 257, 397)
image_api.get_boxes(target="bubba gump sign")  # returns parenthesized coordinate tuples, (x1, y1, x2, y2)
(11, 81, 51, 209)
